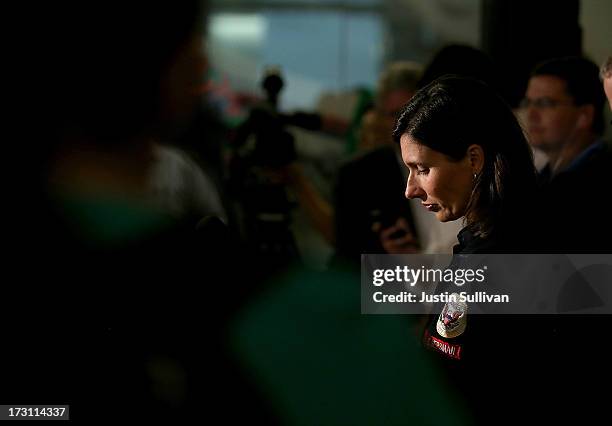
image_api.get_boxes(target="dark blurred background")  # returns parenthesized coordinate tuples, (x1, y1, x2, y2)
(6, 0, 612, 423)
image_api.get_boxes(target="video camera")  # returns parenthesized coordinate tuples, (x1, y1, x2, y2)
(231, 66, 312, 262)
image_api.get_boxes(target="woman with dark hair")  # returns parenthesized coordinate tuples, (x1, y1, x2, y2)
(393, 76, 544, 423)
(6, 2, 271, 422)
(393, 75, 538, 253)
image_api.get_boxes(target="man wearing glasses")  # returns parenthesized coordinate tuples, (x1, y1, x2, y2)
(521, 56, 606, 179)
(520, 58, 611, 420)
(521, 56, 610, 253)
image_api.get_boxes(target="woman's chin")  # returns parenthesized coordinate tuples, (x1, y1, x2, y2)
(435, 212, 448, 222)
(436, 210, 459, 222)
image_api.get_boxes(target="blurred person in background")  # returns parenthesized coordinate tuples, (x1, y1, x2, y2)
(333, 62, 425, 261)
(6, 1, 272, 422)
(521, 56, 611, 252)
(251, 58, 455, 260)
(416, 44, 502, 93)
(520, 56, 612, 422)
(285, 62, 426, 256)
(358, 62, 423, 152)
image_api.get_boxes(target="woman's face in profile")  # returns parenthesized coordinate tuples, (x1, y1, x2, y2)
(400, 134, 475, 222)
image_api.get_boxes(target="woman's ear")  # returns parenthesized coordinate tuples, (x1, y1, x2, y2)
(467, 144, 484, 175)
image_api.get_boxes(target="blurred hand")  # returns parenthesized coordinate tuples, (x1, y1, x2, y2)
(372, 217, 419, 254)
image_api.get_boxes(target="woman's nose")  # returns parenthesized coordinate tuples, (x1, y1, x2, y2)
(405, 175, 425, 200)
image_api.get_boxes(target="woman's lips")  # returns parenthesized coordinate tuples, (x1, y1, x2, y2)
(422, 203, 440, 212)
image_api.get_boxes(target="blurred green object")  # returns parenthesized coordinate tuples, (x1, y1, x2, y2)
(345, 87, 374, 155)
(57, 194, 173, 245)
(230, 264, 471, 426)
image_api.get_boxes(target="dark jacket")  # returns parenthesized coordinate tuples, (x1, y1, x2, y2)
(334, 146, 416, 262)
(539, 141, 612, 253)
(424, 219, 610, 423)
(1, 196, 272, 422)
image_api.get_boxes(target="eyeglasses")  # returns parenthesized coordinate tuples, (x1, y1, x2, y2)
(519, 97, 574, 110)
